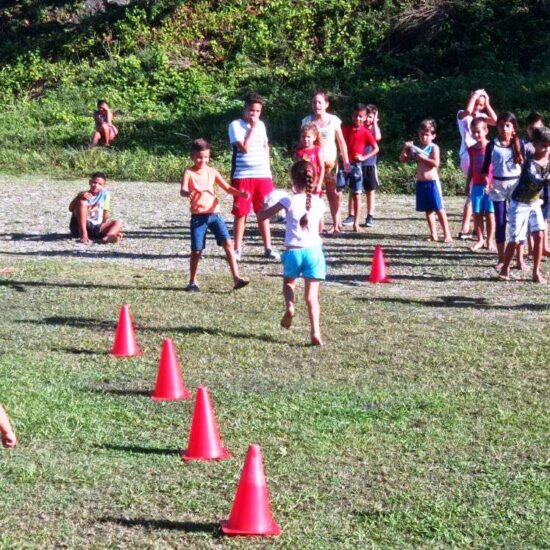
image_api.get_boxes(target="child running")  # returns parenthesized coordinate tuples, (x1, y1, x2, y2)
(399, 119, 452, 242)
(499, 126, 550, 283)
(0, 403, 17, 448)
(258, 160, 327, 346)
(339, 104, 379, 232)
(482, 112, 524, 269)
(90, 100, 118, 148)
(302, 91, 349, 233)
(180, 139, 250, 292)
(467, 117, 496, 251)
(344, 103, 382, 227)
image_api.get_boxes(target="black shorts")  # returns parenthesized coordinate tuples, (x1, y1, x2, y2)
(361, 165, 380, 192)
(70, 215, 103, 239)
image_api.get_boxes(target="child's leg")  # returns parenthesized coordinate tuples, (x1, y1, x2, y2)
(544, 222, 550, 255)
(325, 175, 340, 233)
(347, 193, 355, 218)
(425, 211, 438, 241)
(352, 192, 362, 232)
(532, 231, 545, 283)
(471, 213, 485, 251)
(459, 197, 473, 235)
(222, 239, 248, 287)
(189, 251, 201, 284)
(99, 123, 111, 145)
(281, 277, 297, 328)
(90, 130, 101, 147)
(100, 220, 123, 243)
(515, 243, 527, 271)
(493, 200, 507, 265)
(304, 279, 323, 345)
(233, 215, 247, 253)
(257, 218, 273, 252)
(499, 241, 517, 279)
(75, 200, 90, 242)
(436, 209, 453, 242)
(486, 212, 496, 250)
(367, 190, 376, 217)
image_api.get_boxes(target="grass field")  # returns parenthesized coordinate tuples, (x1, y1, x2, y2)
(0, 178, 548, 548)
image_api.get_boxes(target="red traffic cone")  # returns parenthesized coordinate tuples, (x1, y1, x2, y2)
(110, 304, 141, 357)
(151, 338, 191, 401)
(221, 444, 281, 537)
(181, 386, 230, 461)
(368, 245, 391, 283)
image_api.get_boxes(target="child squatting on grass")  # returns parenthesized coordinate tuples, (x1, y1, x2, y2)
(180, 139, 250, 292)
(258, 160, 327, 346)
(68, 172, 123, 244)
(399, 119, 453, 242)
(499, 126, 550, 284)
(0, 403, 17, 448)
(90, 100, 118, 148)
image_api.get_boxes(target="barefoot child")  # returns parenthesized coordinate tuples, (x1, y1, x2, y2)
(90, 100, 118, 148)
(0, 403, 17, 448)
(69, 172, 123, 244)
(258, 160, 326, 346)
(180, 139, 250, 292)
(339, 104, 379, 232)
(399, 119, 452, 242)
(499, 126, 550, 283)
(468, 118, 496, 251)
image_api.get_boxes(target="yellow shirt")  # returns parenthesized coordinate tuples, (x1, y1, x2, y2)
(182, 166, 231, 215)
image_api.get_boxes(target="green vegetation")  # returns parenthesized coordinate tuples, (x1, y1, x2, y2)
(0, 1, 549, 186)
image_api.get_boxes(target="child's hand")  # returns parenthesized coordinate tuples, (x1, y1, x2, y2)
(374, 111, 379, 124)
(343, 161, 350, 172)
(354, 153, 364, 162)
(240, 190, 251, 200)
(80, 191, 92, 200)
(2, 430, 17, 448)
(404, 141, 414, 149)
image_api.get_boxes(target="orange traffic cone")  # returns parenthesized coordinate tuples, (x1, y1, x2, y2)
(181, 386, 230, 461)
(368, 245, 391, 283)
(221, 444, 281, 537)
(151, 338, 191, 401)
(110, 304, 141, 357)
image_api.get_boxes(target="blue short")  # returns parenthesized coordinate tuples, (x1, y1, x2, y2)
(282, 246, 326, 280)
(416, 180, 443, 212)
(471, 184, 494, 214)
(336, 163, 363, 194)
(190, 213, 230, 252)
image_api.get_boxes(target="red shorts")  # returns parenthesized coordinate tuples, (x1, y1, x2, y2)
(231, 178, 274, 217)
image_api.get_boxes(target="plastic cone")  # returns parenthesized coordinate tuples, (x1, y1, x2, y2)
(368, 245, 391, 283)
(181, 386, 230, 461)
(151, 338, 192, 401)
(221, 444, 281, 537)
(110, 304, 141, 357)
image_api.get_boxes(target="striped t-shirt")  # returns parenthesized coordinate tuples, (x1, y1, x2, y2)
(228, 119, 271, 179)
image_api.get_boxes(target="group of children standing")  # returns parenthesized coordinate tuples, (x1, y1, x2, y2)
(68, 89, 549, 347)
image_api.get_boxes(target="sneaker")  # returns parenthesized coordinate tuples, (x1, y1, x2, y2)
(184, 282, 200, 292)
(365, 215, 375, 227)
(458, 232, 471, 240)
(233, 278, 250, 290)
(263, 248, 281, 260)
(342, 215, 355, 226)
(234, 248, 242, 261)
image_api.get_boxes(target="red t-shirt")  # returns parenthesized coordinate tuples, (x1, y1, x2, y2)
(295, 145, 323, 175)
(341, 125, 377, 161)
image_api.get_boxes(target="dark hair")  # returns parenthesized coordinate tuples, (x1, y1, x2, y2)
(97, 100, 108, 107)
(191, 138, 210, 153)
(470, 116, 488, 132)
(312, 90, 330, 103)
(497, 112, 523, 164)
(290, 160, 316, 229)
(532, 126, 550, 145)
(366, 104, 378, 114)
(419, 118, 437, 133)
(353, 103, 367, 114)
(525, 111, 544, 127)
(244, 92, 264, 108)
(90, 171, 107, 181)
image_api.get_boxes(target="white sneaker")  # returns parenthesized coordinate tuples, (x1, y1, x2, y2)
(343, 215, 355, 226)
(263, 248, 280, 260)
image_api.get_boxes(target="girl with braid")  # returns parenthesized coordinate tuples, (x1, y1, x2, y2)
(258, 160, 327, 346)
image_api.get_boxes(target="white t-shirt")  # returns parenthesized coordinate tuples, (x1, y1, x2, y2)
(279, 193, 326, 248)
(301, 114, 342, 163)
(228, 119, 271, 179)
(457, 110, 487, 159)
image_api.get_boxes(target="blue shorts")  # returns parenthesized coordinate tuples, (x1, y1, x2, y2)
(282, 246, 326, 280)
(416, 180, 443, 212)
(471, 184, 494, 214)
(190, 213, 230, 252)
(336, 163, 363, 194)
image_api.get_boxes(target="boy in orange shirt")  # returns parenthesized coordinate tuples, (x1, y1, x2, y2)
(180, 139, 250, 291)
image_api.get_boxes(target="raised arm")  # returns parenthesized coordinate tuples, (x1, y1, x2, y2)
(399, 141, 413, 163)
(372, 112, 382, 141)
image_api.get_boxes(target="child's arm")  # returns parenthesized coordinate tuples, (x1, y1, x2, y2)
(417, 144, 440, 168)
(213, 170, 249, 199)
(0, 404, 17, 448)
(481, 141, 494, 187)
(372, 112, 382, 141)
(465, 162, 473, 195)
(105, 108, 114, 125)
(257, 202, 284, 223)
(459, 90, 482, 119)
(180, 170, 191, 198)
(68, 191, 92, 212)
(399, 141, 414, 163)
(335, 126, 350, 170)
(232, 120, 259, 154)
(356, 137, 379, 162)
(484, 94, 498, 126)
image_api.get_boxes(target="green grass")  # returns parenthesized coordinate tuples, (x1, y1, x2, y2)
(0, 243, 548, 547)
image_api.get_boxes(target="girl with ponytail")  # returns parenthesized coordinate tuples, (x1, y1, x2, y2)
(258, 160, 327, 345)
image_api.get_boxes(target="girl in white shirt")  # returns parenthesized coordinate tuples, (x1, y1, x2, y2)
(258, 160, 327, 346)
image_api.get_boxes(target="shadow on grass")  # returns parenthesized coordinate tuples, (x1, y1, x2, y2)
(0, 249, 183, 260)
(83, 387, 151, 397)
(99, 516, 219, 534)
(1, 279, 182, 292)
(97, 444, 181, 456)
(359, 295, 549, 311)
(0, 232, 69, 242)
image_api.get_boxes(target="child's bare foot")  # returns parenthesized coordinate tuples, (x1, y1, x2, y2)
(513, 262, 528, 272)
(533, 271, 547, 284)
(487, 243, 497, 252)
(471, 239, 485, 252)
(495, 262, 504, 272)
(79, 237, 91, 244)
(426, 235, 439, 242)
(102, 234, 121, 244)
(233, 278, 249, 290)
(543, 249, 550, 257)
(498, 267, 511, 281)
(352, 224, 362, 233)
(443, 235, 453, 243)
(311, 335, 324, 346)
(280, 309, 294, 329)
